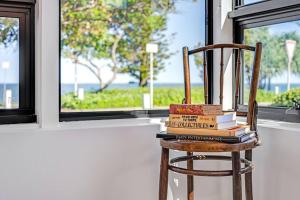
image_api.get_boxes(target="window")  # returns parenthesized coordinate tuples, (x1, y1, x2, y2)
(243, 0, 264, 4)
(235, 0, 267, 7)
(231, 0, 300, 122)
(0, 17, 19, 109)
(60, 0, 212, 121)
(243, 21, 300, 107)
(0, 1, 35, 124)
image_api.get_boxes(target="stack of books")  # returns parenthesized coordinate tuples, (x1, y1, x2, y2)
(157, 104, 256, 143)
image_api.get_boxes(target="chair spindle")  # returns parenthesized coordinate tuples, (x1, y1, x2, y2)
(234, 49, 241, 111)
(247, 43, 262, 129)
(183, 47, 191, 104)
(220, 48, 224, 105)
(203, 51, 209, 104)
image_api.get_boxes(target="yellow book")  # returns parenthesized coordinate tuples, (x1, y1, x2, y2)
(169, 112, 236, 123)
(167, 125, 249, 137)
(165, 120, 237, 130)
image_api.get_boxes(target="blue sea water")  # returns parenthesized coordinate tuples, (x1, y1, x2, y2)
(0, 83, 299, 104)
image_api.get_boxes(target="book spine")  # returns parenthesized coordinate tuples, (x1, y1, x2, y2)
(156, 134, 240, 143)
(170, 104, 222, 110)
(169, 114, 217, 123)
(166, 127, 238, 136)
(165, 121, 217, 129)
(170, 110, 223, 115)
(169, 104, 222, 115)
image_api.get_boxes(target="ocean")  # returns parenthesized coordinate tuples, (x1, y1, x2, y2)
(0, 83, 299, 105)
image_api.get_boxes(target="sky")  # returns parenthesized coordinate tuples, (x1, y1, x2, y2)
(0, 42, 19, 84)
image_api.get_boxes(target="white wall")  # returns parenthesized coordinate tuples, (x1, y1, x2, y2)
(0, 121, 161, 200)
(253, 124, 300, 200)
(1, 120, 300, 200)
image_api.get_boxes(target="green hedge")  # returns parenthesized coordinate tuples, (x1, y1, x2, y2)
(272, 88, 300, 107)
(61, 87, 290, 110)
(61, 87, 204, 110)
(243, 89, 276, 104)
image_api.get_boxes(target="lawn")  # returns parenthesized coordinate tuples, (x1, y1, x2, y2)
(61, 86, 296, 111)
(61, 87, 204, 110)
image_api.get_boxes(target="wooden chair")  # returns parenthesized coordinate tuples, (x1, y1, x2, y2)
(158, 43, 262, 200)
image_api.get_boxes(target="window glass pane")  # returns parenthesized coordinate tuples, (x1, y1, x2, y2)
(243, 20, 300, 107)
(243, 0, 264, 5)
(61, 0, 205, 112)
(0, 17, 19, 109)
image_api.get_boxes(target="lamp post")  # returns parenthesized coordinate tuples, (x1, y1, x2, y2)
(146, 43, 158, 109)
(285, 40, 297, 91)
(2, 61, 10, 108)
(74, 61, 78, 96)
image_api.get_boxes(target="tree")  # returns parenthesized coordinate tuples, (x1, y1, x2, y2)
(61, 0, 178, 91)
(244, 27, 288, 90)
(193, 43, 204, 81)
(0, 17, 19, 47)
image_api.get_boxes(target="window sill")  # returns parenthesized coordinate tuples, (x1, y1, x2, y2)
(236, 116, 300, 132)
(0, 115, 298, 134)
(257, 106, 300, 123)
(0, 117, 160, 133)
(257, 119, 300, 133)
(58, 118, 154, 131)
(0, 122, 39, 134)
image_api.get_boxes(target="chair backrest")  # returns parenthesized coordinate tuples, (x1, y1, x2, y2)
(182, 43, 262, 130)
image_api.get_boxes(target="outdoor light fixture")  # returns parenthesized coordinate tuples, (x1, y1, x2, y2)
(146, 43, 158, 109)
(103, 0, 127, 9)
(285, 40, 297, 91)
(74, 61, 78, 96)
(2, 61, 11, 108)
(146, 43, 159, 53)
(2, 61, 10, 69)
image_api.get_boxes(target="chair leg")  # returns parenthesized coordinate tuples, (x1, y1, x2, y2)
(187, 152, 194, 200)
(232, 152, 242, 200)
(245, 150, 253, 200)
(159, 148, 169, 200)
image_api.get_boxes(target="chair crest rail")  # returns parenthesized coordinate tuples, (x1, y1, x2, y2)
(188, 43, 256, 55)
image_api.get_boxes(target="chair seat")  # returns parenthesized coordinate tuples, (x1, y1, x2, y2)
(160, 138, 258, 152)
